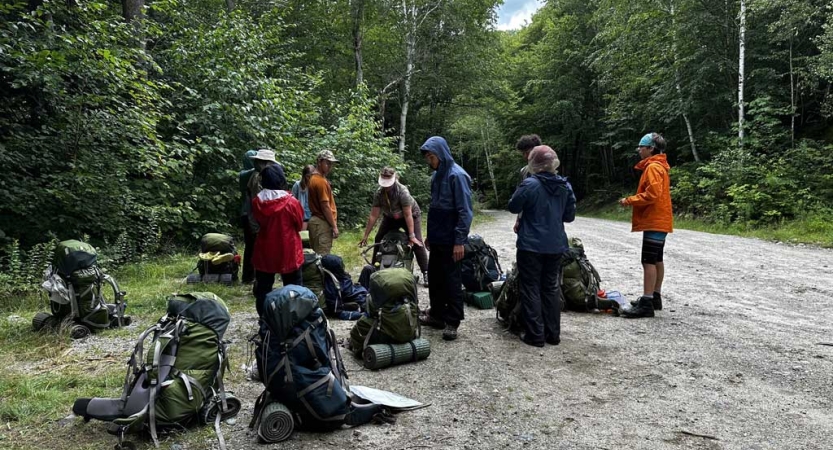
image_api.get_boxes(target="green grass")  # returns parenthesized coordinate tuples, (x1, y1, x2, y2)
(580, 202, 833, 248)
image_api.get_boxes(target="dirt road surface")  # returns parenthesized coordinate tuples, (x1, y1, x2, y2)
(58, 211, 833, 449)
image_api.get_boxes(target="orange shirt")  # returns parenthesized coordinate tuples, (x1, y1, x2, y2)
(624, 154, 673, 233)
(307, 173, 337, 223)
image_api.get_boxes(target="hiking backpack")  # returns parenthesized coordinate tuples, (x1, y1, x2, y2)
(495, 264, 523, 332)
(561, 237, 607, 311)
(251, 285, 382, 432)
(461, 235, 503, 292)
(35, 239, 129, 339)
(73, 292, 240, 449)
(362, 230, 415, 272)
(301, 251, 366, 319)
(349, 268, 420, 355)
(194, 233, 240, 284)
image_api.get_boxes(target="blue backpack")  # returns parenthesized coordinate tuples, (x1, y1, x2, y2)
(251, 285, 379, 431)
(461, 235, 502, 292)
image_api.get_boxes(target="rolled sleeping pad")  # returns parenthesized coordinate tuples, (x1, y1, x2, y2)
(363, 338, 431, 370)
(258, 401, 294, 443)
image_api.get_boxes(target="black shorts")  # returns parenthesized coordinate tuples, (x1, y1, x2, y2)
(641, 232, 667, 264)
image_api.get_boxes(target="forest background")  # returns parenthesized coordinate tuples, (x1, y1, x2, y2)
(2, 0, 833, 295)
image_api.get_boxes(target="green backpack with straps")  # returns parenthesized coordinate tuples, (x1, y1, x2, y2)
(349, 268, 419, 355)
(73, 292, 241, 450)
(36, 240, 128, 338)
(561, 238, 605, 311)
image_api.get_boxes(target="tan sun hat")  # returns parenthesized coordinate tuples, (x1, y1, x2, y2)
(378, 167, 396, 187)
(250, 149, 277, 163)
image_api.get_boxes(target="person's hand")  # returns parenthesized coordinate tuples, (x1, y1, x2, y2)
(333, 227, 340, 239)
(409, 236, 424, 247)
(453, 244, 465, 262)
(359, 237, 368, 247)
(513, 219, 520, 234)
(619, 198, 629, 207)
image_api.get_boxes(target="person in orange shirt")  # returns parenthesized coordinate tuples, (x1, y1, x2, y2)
(307, 149, 339, 255)
(619, 132, 673, 318)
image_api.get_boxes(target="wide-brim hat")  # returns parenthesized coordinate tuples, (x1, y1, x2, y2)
(251, 149, 277, 163)
(378, 168, 396, 187)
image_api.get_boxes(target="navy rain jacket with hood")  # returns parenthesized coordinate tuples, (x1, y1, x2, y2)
(420, 136, 473, 246)
(508, 172, 576, 254)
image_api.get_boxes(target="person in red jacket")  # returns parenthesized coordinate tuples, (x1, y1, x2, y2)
(619, 132, 673, 318)
(251, 164, 306, 317)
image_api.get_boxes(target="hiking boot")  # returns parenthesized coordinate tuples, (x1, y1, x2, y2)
(419, 314, 445, 329)
(546, 336, 560, 346)
(630, 292, 663, 310)
(442, 325, 458, 341)
(652, 291, 663, 310)
(620, 296, 655, 318)
(422, 271, 429, 287)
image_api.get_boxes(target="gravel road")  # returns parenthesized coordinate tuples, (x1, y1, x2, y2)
(47, 210, 833, 449)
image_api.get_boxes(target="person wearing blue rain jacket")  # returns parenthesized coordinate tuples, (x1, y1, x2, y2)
(418, 136, 473, 341)
(508, 145, 576, 347)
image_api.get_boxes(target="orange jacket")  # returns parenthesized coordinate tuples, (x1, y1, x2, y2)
(623, 154, 673, 233)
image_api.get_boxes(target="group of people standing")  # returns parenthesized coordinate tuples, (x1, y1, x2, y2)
(234, 130, 672, 346)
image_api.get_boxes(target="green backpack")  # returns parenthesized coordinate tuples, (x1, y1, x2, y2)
(561, 238, 604, 311)
(73, 292, 241, 449)
(35, 240, 128, 338)
(349, 268, 419, 354)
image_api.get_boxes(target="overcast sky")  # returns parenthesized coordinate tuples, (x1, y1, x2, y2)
(496, 0, 542, 31)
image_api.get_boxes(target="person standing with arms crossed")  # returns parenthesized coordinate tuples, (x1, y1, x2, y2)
(307, 150, 340, 255)
(418, 136, 473, 341)
(619, 132, 673, 318)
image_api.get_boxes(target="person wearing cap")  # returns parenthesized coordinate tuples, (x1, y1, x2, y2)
(418, 136, 473, 341)
(619, 132, 673, 318)
(238, 149, 258, 284)
(359, 167, 429, 286)
(251, 164, 306, 317)
(247, 148, 281, 232)
(513, 134, 542, 234)
(508, 145, 576, 347)
(307, 149, 339, 255)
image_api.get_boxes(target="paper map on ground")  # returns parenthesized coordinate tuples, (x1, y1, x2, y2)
(350, 385, 430, 411)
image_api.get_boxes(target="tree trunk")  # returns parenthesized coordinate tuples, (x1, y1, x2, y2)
(738, 0, 746, 146)
(351, 0, 365, 87)
(398, 4, 416, 154)
(670, 1, 700, 162)
(482, 128, 498, 205)
(789, 35, 795, 148)
(122, 0, 144, 22)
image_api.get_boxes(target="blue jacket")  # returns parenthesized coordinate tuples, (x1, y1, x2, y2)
(420, 136, 473, 246)
(508, 172, 576, 254)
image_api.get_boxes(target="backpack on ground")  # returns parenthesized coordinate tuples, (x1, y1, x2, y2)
(361, 231, 414, 272)
(250, 285, 383, 433)
(349, 268, 420, 355)
(35, 239, 129, 339)
(561, 237, 612, 312)
(73, 292, 240, 450)
(461, 235, 502, 292)
(495, 264, 523, 332)
(190, 233, 240, 284)
(320, 255, 367, 320)
(302, 251, 366, 319)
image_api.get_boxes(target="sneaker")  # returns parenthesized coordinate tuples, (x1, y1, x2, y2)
(442, 325, 458, 341)
(419, 314, 445, 329)
(422, 271, 429, 287)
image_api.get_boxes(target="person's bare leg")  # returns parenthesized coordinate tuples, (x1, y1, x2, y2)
(642, 263, 657, 297)
(654, 261, 664, 294)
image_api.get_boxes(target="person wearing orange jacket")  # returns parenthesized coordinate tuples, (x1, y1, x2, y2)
(618, 132, 673, 318)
